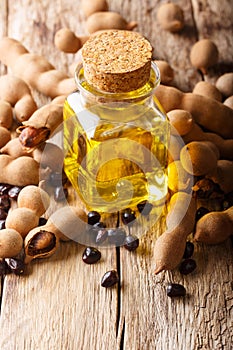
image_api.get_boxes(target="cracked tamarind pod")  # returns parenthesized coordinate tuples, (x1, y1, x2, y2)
(17, 96, 66, 149)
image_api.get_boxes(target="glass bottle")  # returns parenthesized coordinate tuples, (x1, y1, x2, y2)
(63, 30, 169, 215)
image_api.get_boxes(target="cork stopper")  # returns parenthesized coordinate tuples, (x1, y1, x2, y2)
(81, 30, 153, 93)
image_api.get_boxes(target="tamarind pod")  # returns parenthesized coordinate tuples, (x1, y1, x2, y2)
(0, 126, 11, 148)
(155, 85, 183, 111)
(24, 226, 60, 263)
(0, 138, 33, 158)
(181, 93, 233, 139)
(182, 123, 233, 160)
(0, 100, 13, 129)
(0, 75, 33, 104)
(155, 85, 233, 139)
(194, 206, 233, 245)
(0, 75, 37, 122)
(154, 192, 196, 274)
(0, 155, 39, 186)
(0, 37, 28, 66)
(17, 103, 63, 149)
(36, 69, 76, 97)
(207, 160, 233, 194)
(203, 134, 233, 160)
(0, 37, 76, 98)
(46, 205, 87, 242)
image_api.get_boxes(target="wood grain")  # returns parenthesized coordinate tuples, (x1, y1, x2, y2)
(0, 1, 232, 349)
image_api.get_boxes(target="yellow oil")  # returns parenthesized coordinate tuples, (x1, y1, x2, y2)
(63, 90, 169, 213)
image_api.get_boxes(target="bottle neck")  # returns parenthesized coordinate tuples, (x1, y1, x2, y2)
(75, 62, 160, 112)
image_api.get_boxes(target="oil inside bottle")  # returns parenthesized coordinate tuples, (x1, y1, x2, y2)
(63, 85, 169, 213)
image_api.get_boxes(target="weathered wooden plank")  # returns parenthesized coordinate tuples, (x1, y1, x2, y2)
(119, 230, 233, 350)
(0, 243, 118, 350)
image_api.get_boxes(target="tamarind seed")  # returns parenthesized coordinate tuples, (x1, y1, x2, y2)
(82, 247, 101, 264)
(0, 195, 10, 212)
(92, 222, 106, 230)
(179, 258, 197, 275)
(121, 208, 136, 225)
(38, 217, 48, 226)
(107, 228, 127, 246)
(0, 220, 6, 229)
(89, 221, 106, 231)
(54, 186, 68, 202)
(166, 283, 186, 297)
(88, 221, 106, 240)
(182, 241, 194, 259)
(88, 211, 101, 225)
(222, 192, 233, 210)
(95, 228, 108, 244)
(195, 207, 210, 222)
(0, 259, 11, 275)
(5, 258, 26, 275)
(123, 234, 139, 251)
(137, 201, 153, 215)
(0, 184, 12, 195)
(8, 186, 22, 199)
(0, 208, 7, 220)
(49, 172, 63, 187)
(101, 270, 119, 288)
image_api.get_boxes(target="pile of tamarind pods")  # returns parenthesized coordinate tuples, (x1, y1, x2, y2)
(0, 0, 232, 275)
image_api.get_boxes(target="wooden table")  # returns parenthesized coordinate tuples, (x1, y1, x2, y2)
(0, 1, 232, 349)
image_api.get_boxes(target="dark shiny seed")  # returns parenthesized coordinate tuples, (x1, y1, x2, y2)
(95, 228, 108, 244)
(124, 234, 139, 251)
(82, 247, 101, 264)
(182, 241, 194, 259)
(108, 228, 126, 246)
(222, 192, 233, 210)
(5, 258, 26, 275)
(101, 270, 119, 288)
(88, 222, 106, 242)
(179, 259, 197, 275)
(49, 172, 63, 187)
(0, 195, 10, 211)
(0, 259, 11, 275)
(121, 208, 136, 225)
(0, 220, 6, 229)
(93, 222, 106, 229)
(88, 211, 101, 225)
(0, 184, 12, 195)
(0, 208, 7, 220)
(8, 186, 22, 199)
(195, 207, 210, 222)
(222, 192, 233, 209)
(166, 283, 186, 297)
(38, 217, 48, 226)
(222, 200, 230, 210)
(137, 201, 153, 215)
(54, 186, 68, 202)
